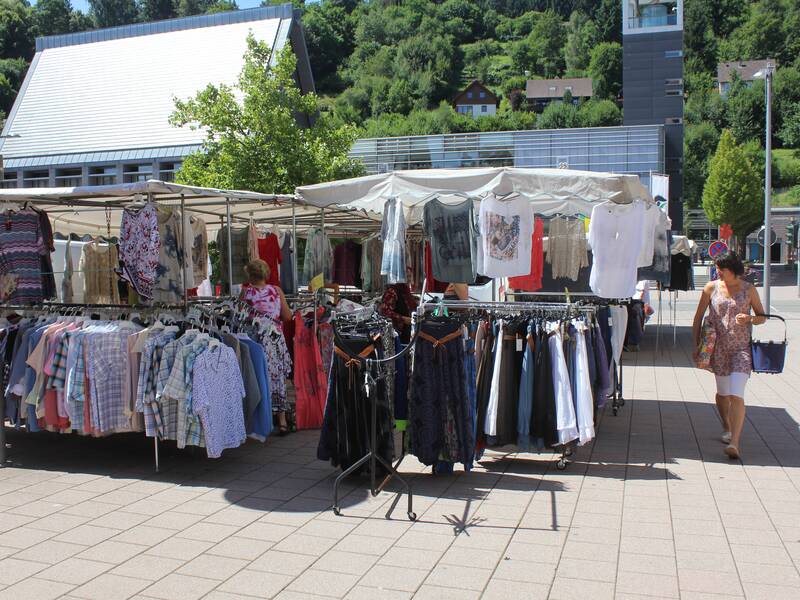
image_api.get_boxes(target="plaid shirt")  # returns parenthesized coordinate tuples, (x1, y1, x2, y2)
(65, 324, 114, 431)
(151, 334, 196, 441)
(50, 330, 73, 390)
(136, 331, 177, 437)
(167, 341, 208, 449)
(86, 327, 139, 434)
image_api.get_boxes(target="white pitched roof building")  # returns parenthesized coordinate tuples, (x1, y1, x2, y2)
(0, 4, 313, 188)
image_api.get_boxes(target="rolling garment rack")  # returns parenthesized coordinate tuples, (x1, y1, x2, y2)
(418, 299, 599, 470)
(506, 291, 628, 416)
(328, 308, 422, 521)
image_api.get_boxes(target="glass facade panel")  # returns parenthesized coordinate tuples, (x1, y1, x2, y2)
(350, 125, 665, 182)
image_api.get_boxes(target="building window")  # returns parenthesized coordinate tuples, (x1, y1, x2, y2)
(23, 169, 49, 188)
(159, 161, 182, 182)
(481, 105, 488, 113)
(89, 165, 117, 186)
(55, 167, 83, 187)
(665, 50, 683, 58)
(122, 163, 153, 183)
(564, 86, 572, 93)
(479, 91, 486, 98)
(1, 171, 17, 189)
(549, 86, 557, 93)
(467, 92, 473, 99)
(665, 78, 683, 86)
(665, 89, 683, 96)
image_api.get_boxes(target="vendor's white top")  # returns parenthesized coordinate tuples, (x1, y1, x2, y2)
(296, 167, 653, 223)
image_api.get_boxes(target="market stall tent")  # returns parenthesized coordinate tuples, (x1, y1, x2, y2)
(296, 167, 654, 223)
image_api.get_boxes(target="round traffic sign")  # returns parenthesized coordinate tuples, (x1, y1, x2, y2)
(757, 227, 778, 246)
(708, 240, 728, 258)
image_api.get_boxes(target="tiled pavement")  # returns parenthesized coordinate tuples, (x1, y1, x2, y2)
(0, 287, 798, 599)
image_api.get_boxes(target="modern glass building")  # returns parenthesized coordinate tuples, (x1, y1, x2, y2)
(349, 125, 665, 190)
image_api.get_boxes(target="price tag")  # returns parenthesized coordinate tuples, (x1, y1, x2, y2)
(608, 317, 613, 327)
(516, 337, 523, 352)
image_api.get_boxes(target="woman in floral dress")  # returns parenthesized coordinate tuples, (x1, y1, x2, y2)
(692, 253, 766, 459)
(240, 260, 293, 435)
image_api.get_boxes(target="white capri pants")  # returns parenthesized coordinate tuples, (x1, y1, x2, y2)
(715, 373, 749, 398)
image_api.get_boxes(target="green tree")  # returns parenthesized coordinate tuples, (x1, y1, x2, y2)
(177, 0, 211, 16)
(725, 77, 765, 145)
(684, 121, 720, 209)
(88, 0, 138, 28)
(528, 9, 565, 77)
(33, 0, 73, 37)
(577, 98, 621, 127)
(588, 41, 622, 99)
(0, 55, 27, 113)
(594, 0, 620, 44)
(138, 0, 177, 22)
(302, 1, 353, 94)
(702, 130, 763, 245)
(537, 100, 578, 130)
(69, 9, 94, 31)
(204, 0, 236, 14)
(0, 0, 34, 60)
(171, 37, 364, 194)
(564, 10, 598, 74)
(780, 105, 800, 147)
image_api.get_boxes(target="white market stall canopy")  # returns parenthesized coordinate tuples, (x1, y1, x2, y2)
(296, 167, 654, 224)
(0, 180, 319, 236)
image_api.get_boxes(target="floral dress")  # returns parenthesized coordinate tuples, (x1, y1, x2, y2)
(709, 280, 753, 376)
(242, 285, 293, 417)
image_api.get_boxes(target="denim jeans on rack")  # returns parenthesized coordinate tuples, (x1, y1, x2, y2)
(517, 320, 535, 451)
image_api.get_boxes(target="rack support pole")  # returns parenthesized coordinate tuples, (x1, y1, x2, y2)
(291, 198, 298, 295)
(226, 198, 234, 295)
(154, 437, 160, 473)
(180, 194, 188, 311)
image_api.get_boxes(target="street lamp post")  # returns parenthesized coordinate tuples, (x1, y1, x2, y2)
(755, 63, 775, 310)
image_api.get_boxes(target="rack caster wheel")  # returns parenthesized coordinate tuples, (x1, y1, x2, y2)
(333, 507, 341, 516)
(556, 459, 567, 470)
(564, 447, 573, 457)
(613, 408, 618, 416)
(620, 398, 625, 406)
(407, 512, 417, 521)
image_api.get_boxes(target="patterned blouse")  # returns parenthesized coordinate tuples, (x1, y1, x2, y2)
(709, 279, 753, 376)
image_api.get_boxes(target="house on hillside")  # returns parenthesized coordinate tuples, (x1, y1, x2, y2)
(525, 78, 593, 112)
(716, 60, 777, 97)
(453, 81, 498, 118)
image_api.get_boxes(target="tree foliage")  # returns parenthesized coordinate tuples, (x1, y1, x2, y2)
(702, 130, 763, 240)
(171, 37, 364, 194)
(89, 0, 138, 28)
(588, 42, 622, 99)
(0, 0, 34, 61)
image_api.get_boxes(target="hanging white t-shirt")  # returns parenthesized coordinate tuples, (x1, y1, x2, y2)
(588, 200, 646, 299)
(636, 203, 661, 268)
(478, 195, 534, 278)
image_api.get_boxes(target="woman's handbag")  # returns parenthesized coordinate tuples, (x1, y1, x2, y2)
(751, 314, 787, 374)
(696, 317, 716, 371)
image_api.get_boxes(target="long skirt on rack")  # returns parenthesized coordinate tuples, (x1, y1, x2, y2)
(475, 322, 496, 452)
(495, 321, 525, 447)
(409, 321, 473, 468)
(316, 335, 393, 474)
(531, 327, 558, 447)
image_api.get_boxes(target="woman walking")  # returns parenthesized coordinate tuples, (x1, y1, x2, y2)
(692, 253, 766, 459)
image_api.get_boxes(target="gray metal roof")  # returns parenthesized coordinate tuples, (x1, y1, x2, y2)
(0, 5, 304, 164)
(3, 145, 201, 169)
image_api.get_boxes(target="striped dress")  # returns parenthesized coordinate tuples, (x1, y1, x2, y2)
(0, 209, 46, 304)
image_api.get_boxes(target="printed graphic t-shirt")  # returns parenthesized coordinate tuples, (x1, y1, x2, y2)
(477, 195, 534, 278)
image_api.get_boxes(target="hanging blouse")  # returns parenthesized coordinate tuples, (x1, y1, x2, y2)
(257, 233, 282, 286)
(152, 207, 185, 304)
(478, 195, 534, 278)
(0, 208, 47, 304)
(81, 242, 121, 304)
(546, 216, 589, 281)
(119, 203, 160, 300)
(588, 201, 646, 299)
(380, 198, 407, 284)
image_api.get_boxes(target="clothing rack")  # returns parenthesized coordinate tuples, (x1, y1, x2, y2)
(415, 299, 606, 470)
(0, 299, 243, 471)
(327, 311, 419, 520)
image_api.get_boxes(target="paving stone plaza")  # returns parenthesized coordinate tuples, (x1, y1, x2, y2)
(0, 286, 797, 600)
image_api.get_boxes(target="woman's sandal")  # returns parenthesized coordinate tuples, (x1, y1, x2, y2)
(278, 425, 289, 437)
